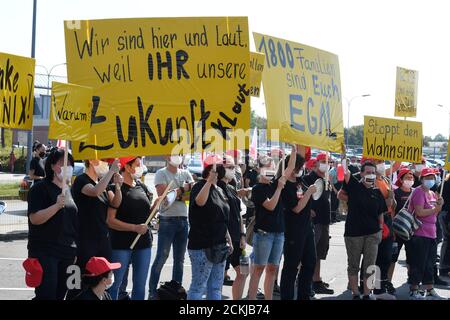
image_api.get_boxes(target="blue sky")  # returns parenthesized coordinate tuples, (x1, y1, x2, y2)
(1, 0, 450, 138)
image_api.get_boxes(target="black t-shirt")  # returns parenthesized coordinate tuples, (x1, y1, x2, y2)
(218, 181, 242, 243)
(413, 175, 421, 188)
(27, 179, 78, 259)
(443, 180, 450, 213)
(348, 164, 360, 175)
(244, 169, 258, 187)
(282, 179, 311, 233)
(110, 181, 152, 250)
(30, 156, 45, 178)
(302, 171, 331, 225)
(188, 180, 230, 250)
(251, 179, 285, 233)
(72, 174, 110, 243)
(342, 175, 386, 237)
(73, 288, 112, 300)
(394, 188, 412, 215)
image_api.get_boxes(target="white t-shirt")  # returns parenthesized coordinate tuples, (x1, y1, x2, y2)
(154, 167, 194, 217)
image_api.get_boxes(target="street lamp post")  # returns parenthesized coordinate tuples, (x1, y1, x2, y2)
(344, 94, 371, 149)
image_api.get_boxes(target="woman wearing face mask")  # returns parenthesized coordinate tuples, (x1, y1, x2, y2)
(107, 157, 155, 300)
(388, 168, 414, 283)
(247, 146, 297, 301)
(280, 146, 318, 300)
(29, 143, 46, 182)
(187, 155, 233, 300)
(219, 156, 248, 299)
(407, 168, 446, 300)
(70, 159, 122, 291)
(27, 148, 77, 300)
(73, 257, 121, 300)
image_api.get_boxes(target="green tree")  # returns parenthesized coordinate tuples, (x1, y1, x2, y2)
(433, 133, 447, 142)
(250, 110, 267, 129)
(345, 125, 364, 147)
(423, 136, 432, 147)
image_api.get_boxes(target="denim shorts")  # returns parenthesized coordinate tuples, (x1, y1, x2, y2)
(250, 230, 284, 266)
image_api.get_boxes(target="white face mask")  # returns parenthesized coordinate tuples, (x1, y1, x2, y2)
(402, 180, 414, 188)
(225, 168, 235, 180)
(376, 163, 385, 175)
(105, 273, 114, 290)
(319, 163, 329, 173)
(260, 168, 275, 180)
(364, 174, 376, 185)
(435, 175, 442, 186)
(132, 166, 144, 180)
(56, 166, 73, 182)
(93, 161, 109, 178)
(169, 156, 182, 167)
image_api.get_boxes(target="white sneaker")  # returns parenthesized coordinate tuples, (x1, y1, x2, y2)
(425, 289, 447, 300)
(374, 291, 397, 300)
(409, 290, 426, 300)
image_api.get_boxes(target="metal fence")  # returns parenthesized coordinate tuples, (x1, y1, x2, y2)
(0, 175, 28, 237)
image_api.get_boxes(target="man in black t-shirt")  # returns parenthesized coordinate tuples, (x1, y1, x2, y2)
(29, 143, 46, 182)
(343, 162, 385, 300)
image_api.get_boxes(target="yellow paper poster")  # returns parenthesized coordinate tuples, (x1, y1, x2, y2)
(394, 66, 418, 118)
(253, 33, 344, 152)
(249, 52, 264, 97)
(0, 52, 35, 130)
(363, 116, 422, 163)
(48, 82, 93, 142)
(64, 17, 250, 159)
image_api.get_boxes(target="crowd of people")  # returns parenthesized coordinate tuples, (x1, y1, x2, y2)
(23, 143, 450, 300)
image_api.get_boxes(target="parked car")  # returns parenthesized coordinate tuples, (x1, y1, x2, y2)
(187, 158, 203, 181)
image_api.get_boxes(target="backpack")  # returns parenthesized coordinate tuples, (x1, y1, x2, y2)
(392, 190, 422, 241)
(157, 280, 187, 300)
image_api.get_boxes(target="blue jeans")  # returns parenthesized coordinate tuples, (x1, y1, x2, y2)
(187, 249, 226, 300)
(250, 231, 284, 265)
(148, 216, 188, 298)
(109, 248, 151, 300)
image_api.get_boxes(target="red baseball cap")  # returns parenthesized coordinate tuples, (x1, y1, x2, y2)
(421, 167, 435, 178)
(85, 257, 121, 277)
(395, 168, 412, 187)
(306, 157, 317, 169)
(360, 157, 375, 165)
(203, 154, 223, 168)
(316, 152, 329, 162)
(23, 258, 43, 288)
(119, 157, 138, 169)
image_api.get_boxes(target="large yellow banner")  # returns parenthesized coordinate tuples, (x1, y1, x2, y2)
(48, 82, 93, 142)
(253, 33, 343, 152)
(64, 17, 250, 160)
(394, 66, 418, 118)
(363, 116, 422, 163)
(445, 139, 450, 171)
(249, 52, 264, 97)
(0, 52, 35, 130)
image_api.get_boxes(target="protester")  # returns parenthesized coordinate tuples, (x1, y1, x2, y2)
(187, 155, 233, 300)
(302, 152, 334, 295)
(217, 155, 248, 300)
(328, 160, 340, 223)
(342, 161, 385, 300)
(73, 257, 121, 300)
(411, 157, 427, 188)
(407, 167, 446, 299)
(148, 155, 194, 300)
(27, 148, 77, 300)
(107, 157, 154, 300)
(29, 143, 46, 182)
(279, 146, 318, 300)
(370, 159, 397, 300)
(348, 156, 360, 175)
(389, 168, 414, 283)
(72, 159, 122, 273)
(248, 146, 296, 300)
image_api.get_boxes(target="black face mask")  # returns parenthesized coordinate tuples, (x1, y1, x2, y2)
(39, 152, 45, 158)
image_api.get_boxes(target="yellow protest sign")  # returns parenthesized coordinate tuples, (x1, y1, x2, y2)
(0, 52, 35, 130)
(253, 33, 343, 152)
(64, 17, 250, 160)
(249, 52, 264, 97)
(363, 116, 422, 163)
(48, 82, 93, 142)
(394, 66, 418, 118)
